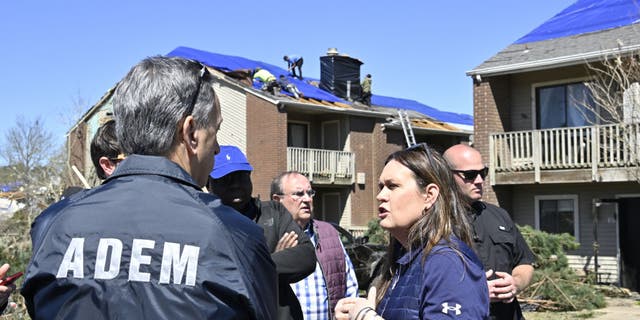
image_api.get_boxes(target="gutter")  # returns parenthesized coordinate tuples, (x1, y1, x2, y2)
(277, 100, 392, 118)
(382, 123, 472, 136)
(467, 44, 640, 77)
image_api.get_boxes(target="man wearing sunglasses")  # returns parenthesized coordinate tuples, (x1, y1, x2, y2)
(444, 144, 534, 320)
(272, 172, 359, 320)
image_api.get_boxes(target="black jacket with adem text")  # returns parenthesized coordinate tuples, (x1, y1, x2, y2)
(22, 155, 277, 320)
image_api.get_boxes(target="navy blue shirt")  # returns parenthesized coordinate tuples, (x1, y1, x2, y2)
(377, 237, 489, 319)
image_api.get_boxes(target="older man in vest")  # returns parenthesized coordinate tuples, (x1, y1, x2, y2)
(272, 171, 358, 320)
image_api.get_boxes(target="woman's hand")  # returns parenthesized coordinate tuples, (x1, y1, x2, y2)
(335, 287, 379, 320)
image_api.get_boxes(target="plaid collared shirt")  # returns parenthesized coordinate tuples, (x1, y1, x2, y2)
(291, 226, 359, 320)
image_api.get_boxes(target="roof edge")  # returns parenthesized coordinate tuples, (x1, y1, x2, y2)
(382, 123, 471, 136)
(279, 100, 391, 118)
(467, 44, 640, 77)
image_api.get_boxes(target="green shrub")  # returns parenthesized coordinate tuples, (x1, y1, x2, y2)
(519, 225, 605, 311)
(363, 219, 388, 245)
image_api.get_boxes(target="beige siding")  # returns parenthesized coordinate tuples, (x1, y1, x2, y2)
(510, 189, 536, 226)
(508, 66, 590, 131)
(567, 254, 619, 284)
(214, 81, 247, 151)
(511, 183, 639, 257)
(340, 193, 352, 228)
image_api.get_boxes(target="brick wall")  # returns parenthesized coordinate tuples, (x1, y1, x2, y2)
(349, 117, 376, 226)
(246, 94, 287, 199)
(473, 76, 513, 209)
(349, 118, 404, 226)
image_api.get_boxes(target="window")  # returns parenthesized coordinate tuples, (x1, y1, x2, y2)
(287, 122, 309, 148)
(321, 192, 341, 223)
(534, 195, 579, 240)
(321, 120, 340, 150)
(536, 82, 596, 129)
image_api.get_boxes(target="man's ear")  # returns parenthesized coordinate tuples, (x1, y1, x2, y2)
(423, 183, 440, 211)
(180, 115, 198, 155)
(272, 194, 282, 202)
(99, 157, 117, 177)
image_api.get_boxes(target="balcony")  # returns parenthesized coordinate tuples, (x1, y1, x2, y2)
(489, 123, 640, 184)
(287, 147, 355, 185)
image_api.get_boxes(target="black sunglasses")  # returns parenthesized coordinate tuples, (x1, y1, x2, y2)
(184, 62, 209, 117)
(451, 167, 488, 181)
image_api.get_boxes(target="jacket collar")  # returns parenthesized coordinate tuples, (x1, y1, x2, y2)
(396, 235, 468, 266)
(471, 200, 486, 216)
(105, 154, 201, 190)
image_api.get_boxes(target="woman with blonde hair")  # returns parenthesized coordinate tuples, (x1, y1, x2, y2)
(335, 143, 489, 319)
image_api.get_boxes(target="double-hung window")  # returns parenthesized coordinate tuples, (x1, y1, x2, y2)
(534, 195, 580, 241)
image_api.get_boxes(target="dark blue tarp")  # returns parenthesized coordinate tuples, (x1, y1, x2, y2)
(515, 0, 640, 44)
(167, 47, 344, 103)
(372, 95, 473, 126)
(167, 47, 473, 126)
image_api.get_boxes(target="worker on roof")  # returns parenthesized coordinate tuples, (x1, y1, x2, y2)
(253, 67, 280, 95)
(283, 55, 303, 80)
(277, 75, 303, 99)
(360, 74, 372, 106)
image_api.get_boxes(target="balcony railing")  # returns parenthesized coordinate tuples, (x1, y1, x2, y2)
(489, 123, 640, 183)
(287, 147, 355, 185)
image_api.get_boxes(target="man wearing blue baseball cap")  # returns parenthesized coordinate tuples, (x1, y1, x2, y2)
(207, 145, 316, 320)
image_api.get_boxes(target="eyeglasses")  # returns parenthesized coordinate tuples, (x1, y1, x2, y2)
(451, 167, 489, 181)
(277, 189, 316, 199)
(184, 62, 208, 117)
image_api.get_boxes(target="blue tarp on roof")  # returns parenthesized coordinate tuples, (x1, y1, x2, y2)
(167, 46, 473, 126)
(167, 47, 344, 103)
(372, 95, 473, 126)
(515, 0, 640, 44)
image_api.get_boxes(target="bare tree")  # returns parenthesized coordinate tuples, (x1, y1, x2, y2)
(1, 116, 63, 223)
(2, 117, 53, 182)
(584, 51, 640, 180)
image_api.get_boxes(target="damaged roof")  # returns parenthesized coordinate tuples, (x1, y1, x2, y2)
(167, 46, 472, 130)
(469, 0, 640, 77)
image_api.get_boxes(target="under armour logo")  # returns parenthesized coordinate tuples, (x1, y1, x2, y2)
(226, 154, 231, 160)
(441, 302, 462, 315)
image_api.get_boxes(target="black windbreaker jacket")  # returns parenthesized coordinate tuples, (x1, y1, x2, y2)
(22, 155, 277, 319)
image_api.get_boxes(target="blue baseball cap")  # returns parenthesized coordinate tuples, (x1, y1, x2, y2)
(210, 145, 254, 179)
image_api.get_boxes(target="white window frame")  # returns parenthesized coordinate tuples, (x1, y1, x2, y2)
(287, 120, 311, 148)
(534, 194, 580, 241)
(531, 77, 596, 129)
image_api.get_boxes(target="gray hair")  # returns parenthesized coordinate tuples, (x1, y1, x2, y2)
(270, 171, 300, 196)
(112, 56, 216, 155)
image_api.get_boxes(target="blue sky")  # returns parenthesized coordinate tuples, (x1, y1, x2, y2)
(0, 0, 576, 149)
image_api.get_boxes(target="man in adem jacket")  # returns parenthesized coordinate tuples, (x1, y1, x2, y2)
(22, 56, 277, 319)
(271, 171, 359, 320)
